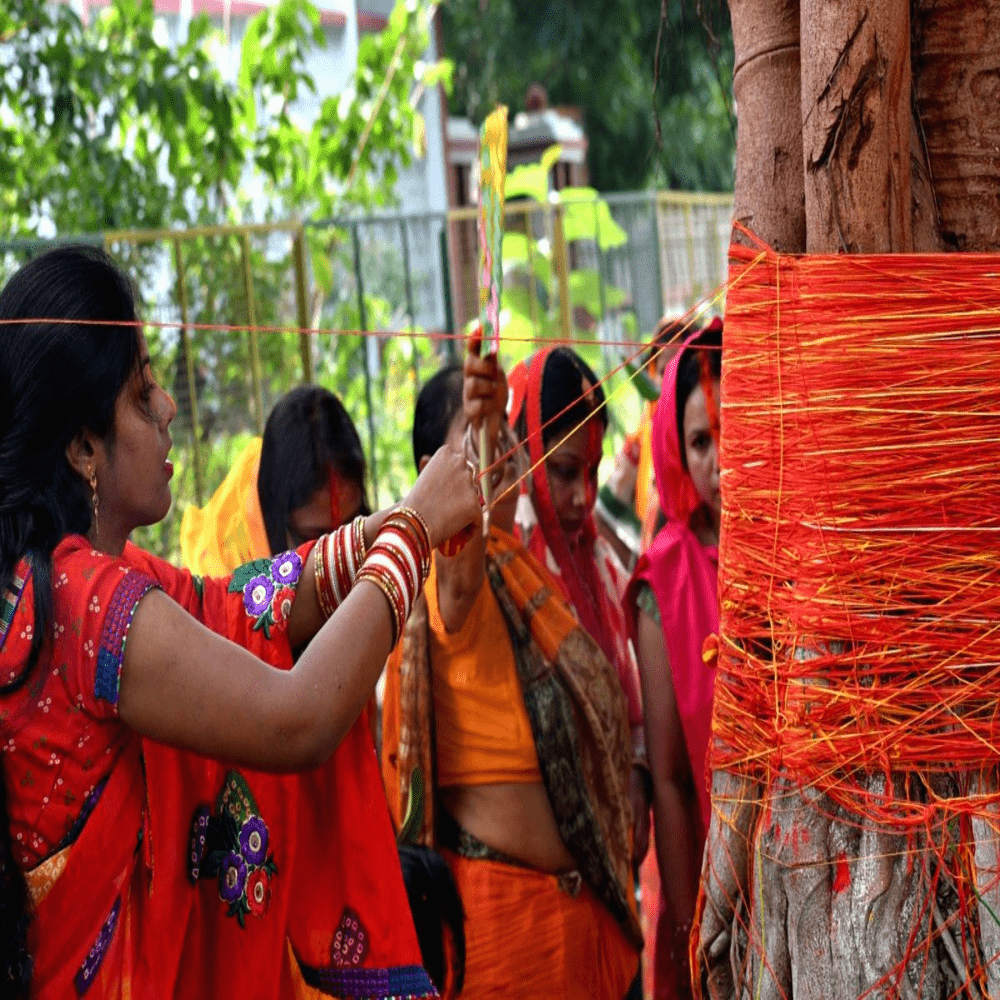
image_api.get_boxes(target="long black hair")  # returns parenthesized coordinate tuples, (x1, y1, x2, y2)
(257, 385, 370, 554)
(412, 362, 464, 471)
(0, 245, 142, 998)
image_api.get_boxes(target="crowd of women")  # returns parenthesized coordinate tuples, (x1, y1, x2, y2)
(0, 245, 723, 999)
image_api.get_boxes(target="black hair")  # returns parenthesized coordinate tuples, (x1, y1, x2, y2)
(0, 244, 142, 999)
(645, 316, 688, 368)
(397, 844, 466, 996)
(257, 385, 370, 555)
(411, 362, 464, 472)
(512, 346, 608, 446)
(675, 323, 723, 470)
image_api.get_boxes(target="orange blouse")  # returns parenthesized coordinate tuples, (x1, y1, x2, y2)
(426, 561, 541, 788)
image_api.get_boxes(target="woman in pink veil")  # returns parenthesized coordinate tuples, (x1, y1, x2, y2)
(626, 321, 722, 1000)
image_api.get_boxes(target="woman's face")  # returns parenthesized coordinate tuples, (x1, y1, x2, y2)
(542, 417, 603, 539)
(97, 331, 178, 538)
(682, 379, 721, 525)
(286, 473, 364, 548)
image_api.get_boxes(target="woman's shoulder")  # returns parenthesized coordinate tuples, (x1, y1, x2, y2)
(52, 535, 155, 599)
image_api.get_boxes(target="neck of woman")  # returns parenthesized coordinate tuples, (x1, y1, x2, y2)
(690, 504, 719, 548)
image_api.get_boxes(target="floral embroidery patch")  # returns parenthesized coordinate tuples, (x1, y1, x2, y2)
(187, 770, 277, 927)
(228, 551, 302, 639)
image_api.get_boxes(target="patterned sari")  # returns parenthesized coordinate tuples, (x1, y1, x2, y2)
(1, 535, 435, 999)
(382, 527, 641, 998)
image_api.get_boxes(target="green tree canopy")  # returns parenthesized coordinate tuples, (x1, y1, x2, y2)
(440, 0, 735, 192)
(0, 0, 446, 238)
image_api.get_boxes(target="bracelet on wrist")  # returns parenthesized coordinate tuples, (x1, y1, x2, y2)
(314, 515, 369, 620)
(355, 508, 432, 645)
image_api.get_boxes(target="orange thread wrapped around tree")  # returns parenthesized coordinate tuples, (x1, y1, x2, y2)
(699, 240, 1000, 997)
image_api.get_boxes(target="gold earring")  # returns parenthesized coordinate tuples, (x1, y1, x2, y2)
(89, 471, 99, 537)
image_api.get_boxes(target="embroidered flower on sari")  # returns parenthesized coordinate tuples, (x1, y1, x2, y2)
(188, 805, 211, 883)
(271, 551, 302, 586)
(270, 587, 295, 628)
(243, 574, 274, 618)
(246, 867, 271, 918)
(239, 815, 268, 865)
(228, 553, 303, 639)
(191, 771, 279, 927)
(220, 851, 247, 902)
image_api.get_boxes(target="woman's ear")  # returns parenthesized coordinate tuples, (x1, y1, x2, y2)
(65, 429, 98, 481)
(418, 454, 431, 474)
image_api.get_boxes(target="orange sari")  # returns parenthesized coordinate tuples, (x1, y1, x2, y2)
(382, 527, 641, 998)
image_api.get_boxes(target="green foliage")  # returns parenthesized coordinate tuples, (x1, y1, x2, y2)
(440, 0, 735, 192)
(0, 0, 446, 237)
(0, 0, 452, 558)
(497, 149, 634, 381)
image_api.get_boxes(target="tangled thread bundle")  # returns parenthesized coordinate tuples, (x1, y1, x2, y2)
(703, 241, 1000, 997)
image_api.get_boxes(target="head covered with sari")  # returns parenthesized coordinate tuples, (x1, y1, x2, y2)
(628, 320, 722, 832)
(506, 348, 634, 689)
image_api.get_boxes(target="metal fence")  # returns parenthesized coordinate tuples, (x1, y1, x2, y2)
(0, 190, 733, 558)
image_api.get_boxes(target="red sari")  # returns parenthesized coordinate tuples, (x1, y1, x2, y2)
(0, 535, 435, 999)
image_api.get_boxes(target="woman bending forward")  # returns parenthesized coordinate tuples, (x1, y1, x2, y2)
(0, 247, 480, 998)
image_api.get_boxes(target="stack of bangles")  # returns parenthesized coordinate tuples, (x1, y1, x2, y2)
(314, 508, 432, 645)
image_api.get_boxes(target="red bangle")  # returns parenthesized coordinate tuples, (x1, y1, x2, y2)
(315, 517, 369, 619)
(314, 534, 336, 619)
(356, 513, 432, 644)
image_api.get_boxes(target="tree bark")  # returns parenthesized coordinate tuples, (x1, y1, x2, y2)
(911, 0, 1000, 250)
(728, 0, 806, 252)
(800, 0, 912, 252)
(704, 5, 1000, 997)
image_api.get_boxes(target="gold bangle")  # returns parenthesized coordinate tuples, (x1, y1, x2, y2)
(352, 515, 368, 565)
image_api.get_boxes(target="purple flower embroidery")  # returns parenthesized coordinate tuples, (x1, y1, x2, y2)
(271, 551, 303, 587)
(220, 851, 247, 902)
(239, 815, 269, 866)
(242, 575, 274, 617)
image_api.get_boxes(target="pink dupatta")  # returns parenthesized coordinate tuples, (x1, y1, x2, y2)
(626, 330, 719, 833)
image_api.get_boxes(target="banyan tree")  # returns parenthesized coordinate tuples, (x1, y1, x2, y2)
(695, 2, 1000, 998)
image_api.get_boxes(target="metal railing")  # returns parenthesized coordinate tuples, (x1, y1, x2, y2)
(0, 190, 733, 559)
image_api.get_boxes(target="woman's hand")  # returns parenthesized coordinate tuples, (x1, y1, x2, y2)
(403, 445, 483, 548)
(464, 329, 509, 446)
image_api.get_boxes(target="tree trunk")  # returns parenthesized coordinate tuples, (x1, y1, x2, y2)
(699, 2, 1000, 997)
(729, 0, 806, 252)
(800, 0, 911, 252)
(911, 0, 1000, 250)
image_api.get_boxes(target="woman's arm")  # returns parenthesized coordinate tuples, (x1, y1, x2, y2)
(284, 508, 393, 650)
(637, 606, 700, 999)
(119, 446, 481, 773)
(433, 523, 487, 634)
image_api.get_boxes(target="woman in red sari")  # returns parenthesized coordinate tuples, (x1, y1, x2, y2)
(626, 324, 723, 1000)
(0, 246, 481, 998)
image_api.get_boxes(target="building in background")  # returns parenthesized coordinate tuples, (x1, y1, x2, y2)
(73, 0, 449, 222)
